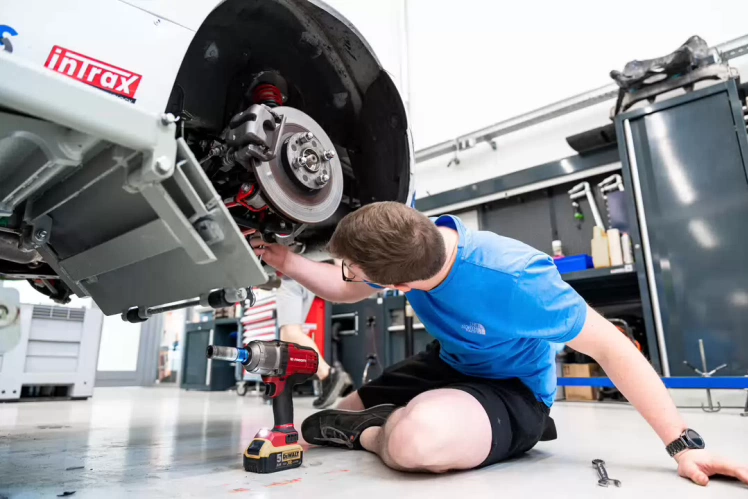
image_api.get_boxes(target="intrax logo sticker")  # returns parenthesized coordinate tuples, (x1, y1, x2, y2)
(45, 45, 141, 103)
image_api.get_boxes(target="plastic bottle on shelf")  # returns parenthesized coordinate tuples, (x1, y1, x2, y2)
(551, 240, 565, 260)
(607, 229, 624, 267)
(621, 232, 634, 265)
(591, 226, 611, 268)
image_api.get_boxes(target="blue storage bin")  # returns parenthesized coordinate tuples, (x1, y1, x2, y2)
(554, 254, 593, 274)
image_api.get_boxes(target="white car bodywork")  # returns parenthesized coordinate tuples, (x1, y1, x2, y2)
(3, 0, 197, 114)
(0, 0, 414, 319)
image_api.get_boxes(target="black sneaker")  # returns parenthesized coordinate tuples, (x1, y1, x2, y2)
(313, 367, 353, 409)
(301, 404, 396, 450)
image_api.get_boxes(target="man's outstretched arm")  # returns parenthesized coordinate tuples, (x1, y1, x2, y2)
(568, 306, 748, 487)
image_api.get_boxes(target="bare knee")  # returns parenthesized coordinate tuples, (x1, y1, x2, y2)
(385, 401, 453, 471)
(384, 390, 491, 472)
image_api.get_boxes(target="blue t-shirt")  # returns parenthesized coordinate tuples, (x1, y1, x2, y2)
(405, 215, 587, 407)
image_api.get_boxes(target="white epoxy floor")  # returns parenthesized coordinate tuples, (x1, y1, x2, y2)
(1, 387, 747, 498)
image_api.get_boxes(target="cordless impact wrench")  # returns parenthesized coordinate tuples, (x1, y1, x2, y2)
(206, 340, 318, 473)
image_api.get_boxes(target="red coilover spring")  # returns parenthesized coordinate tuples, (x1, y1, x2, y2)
(252, 84, 283, 107)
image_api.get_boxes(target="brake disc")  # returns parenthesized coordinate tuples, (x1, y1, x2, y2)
(252, 107, 343, 225)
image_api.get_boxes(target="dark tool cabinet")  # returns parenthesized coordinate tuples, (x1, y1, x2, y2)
(616, 81, 748, 376)
(181, 319, 238, 391)
(329, 298, 385, 389)
(410, 80, 748, 377)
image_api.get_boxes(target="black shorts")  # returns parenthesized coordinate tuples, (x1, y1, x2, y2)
(358, 341, 555, 468)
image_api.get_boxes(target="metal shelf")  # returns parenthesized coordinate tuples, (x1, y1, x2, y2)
(561, 264, 635, 283)
(186, 318, 241, 327)
(558, 376, 748, 389)
(388, 323, 426, 332)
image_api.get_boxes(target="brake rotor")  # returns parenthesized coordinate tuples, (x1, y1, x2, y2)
(252, 107, 343, 225)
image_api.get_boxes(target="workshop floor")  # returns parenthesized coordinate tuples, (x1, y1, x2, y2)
(1, 387, 746, 498)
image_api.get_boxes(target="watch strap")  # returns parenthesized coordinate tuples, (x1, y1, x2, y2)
(666, 436, 688, 457)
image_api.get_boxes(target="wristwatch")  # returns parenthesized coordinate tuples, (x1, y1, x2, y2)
(666, 429, 705, 457)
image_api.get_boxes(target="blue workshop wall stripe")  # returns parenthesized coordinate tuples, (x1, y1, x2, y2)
(558, 377, 748, 389)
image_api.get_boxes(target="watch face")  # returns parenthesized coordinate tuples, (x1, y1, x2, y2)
(686, 429, 705, 448)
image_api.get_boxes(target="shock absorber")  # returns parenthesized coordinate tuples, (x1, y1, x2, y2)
(252, 84, 283, 108)
(249, 71, 288, 108)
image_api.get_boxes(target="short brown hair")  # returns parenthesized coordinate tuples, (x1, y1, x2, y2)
(328, 202, 445, 284)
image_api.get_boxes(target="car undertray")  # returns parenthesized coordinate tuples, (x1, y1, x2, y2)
(0, 54, 266, 316)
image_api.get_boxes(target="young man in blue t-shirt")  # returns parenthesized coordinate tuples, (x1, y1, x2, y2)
(252, 202, 747, 485)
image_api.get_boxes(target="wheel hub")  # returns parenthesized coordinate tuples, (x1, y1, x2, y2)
(284, 132, 334, 190)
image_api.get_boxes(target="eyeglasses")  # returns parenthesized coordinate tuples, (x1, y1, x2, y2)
(341, 260, 368, 283)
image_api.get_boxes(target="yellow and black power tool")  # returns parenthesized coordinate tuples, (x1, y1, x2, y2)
(207, 340, 318, 473)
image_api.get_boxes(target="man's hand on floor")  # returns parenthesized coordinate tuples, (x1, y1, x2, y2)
(675, 449, 748, 486)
